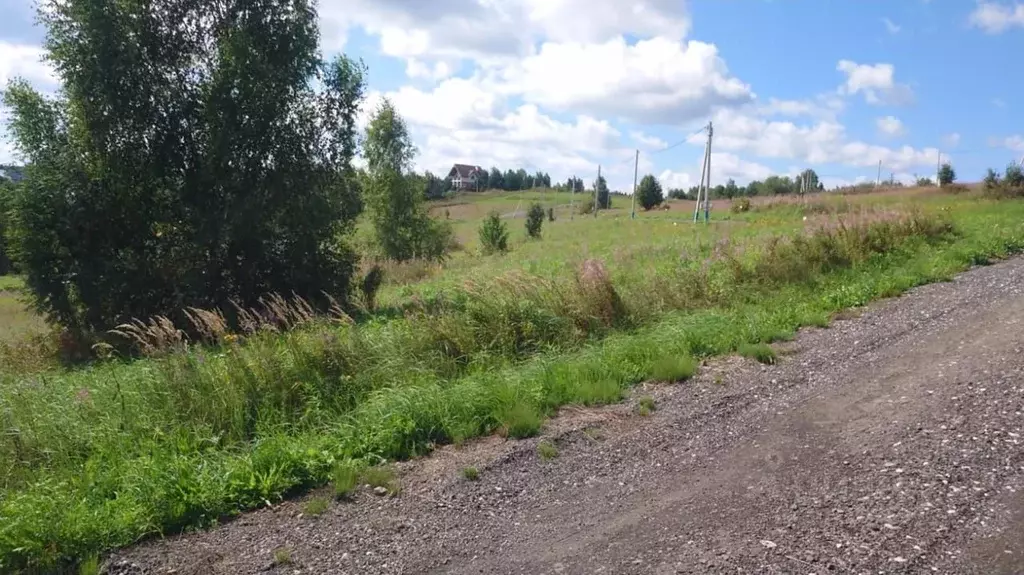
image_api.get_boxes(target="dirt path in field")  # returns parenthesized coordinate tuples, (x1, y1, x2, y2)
(106, 257, 1024, 575)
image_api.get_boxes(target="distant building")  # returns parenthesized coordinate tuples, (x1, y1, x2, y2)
(0, 165, 25, 183)
(447, 163, 484, 191)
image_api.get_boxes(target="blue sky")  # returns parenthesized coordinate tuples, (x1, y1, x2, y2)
(2, 0, 1023, 191)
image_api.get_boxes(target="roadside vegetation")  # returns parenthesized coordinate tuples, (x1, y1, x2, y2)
(2, 1, 1024, 572)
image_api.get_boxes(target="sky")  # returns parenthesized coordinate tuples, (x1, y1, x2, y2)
(1, 0, 1023, 192)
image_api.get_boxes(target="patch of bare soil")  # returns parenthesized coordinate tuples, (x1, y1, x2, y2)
(106, 257, 1024, 575)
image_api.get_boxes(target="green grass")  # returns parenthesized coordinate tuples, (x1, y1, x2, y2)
(737, 342, 777, 364)
(649, 355, 698, 382)
(332, 462, 361, 499)
(636, 396, 656, 417)
(0, 276, 47, 344)
(303, 496, 330, 517)
(462, 466, 480, 481)
(2, 191, 1024, 571)
(537, 441, 559, 460)
(273, 547, 292, 565)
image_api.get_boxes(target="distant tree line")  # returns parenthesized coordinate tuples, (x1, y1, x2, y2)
(413, 167, 554, 200)
(667, 169, 826, 200)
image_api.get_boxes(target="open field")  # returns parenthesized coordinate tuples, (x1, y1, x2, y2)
(2, 186, 1024, 571)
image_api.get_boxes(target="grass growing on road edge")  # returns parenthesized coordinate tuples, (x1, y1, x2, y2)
(2, 200, 1024, 571)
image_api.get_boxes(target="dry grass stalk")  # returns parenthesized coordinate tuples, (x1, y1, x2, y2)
(183, 307, 228, 345)
(109, 316, 187, 357)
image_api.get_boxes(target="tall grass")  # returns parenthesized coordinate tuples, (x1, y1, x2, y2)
(1, 199, 1022, 571)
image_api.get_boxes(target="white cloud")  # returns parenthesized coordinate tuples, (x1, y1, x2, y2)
(630, 131, 668, 150)
(942, 133, 961, 147)
(836, 60, 914, 106)
(361, 77, 636, 187)
(657, 153, 775, 189)
(969, 2, 1024, 34)
(993, 97, 1007, 108)
(876, 115, 906, 137)
(882, 17, 901, 34)
(321, 0, 694, 69)
(1001, 135, 1024, 153)
(696, 106, 938, 172)
(521, 0, 691, 44)
(499, 37, 753, 124)
(0, 43, 57, 88)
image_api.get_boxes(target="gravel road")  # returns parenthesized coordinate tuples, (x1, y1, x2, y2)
(106, 257, 1024, 575)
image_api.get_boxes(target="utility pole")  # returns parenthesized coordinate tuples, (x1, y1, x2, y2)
(570, 175, 575, 221)
(936, 152, 942, 188)
(594, 164, 601, 218)
(704, 122, 713, 223)
(630, 149, 639, 219)
(876, 160, 882, 187)
(693, 121, 713, 224)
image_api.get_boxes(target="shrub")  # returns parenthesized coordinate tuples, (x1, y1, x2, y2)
(359, 265, 385, 312)
(2, 7, 366, 334)
(938, 163, 956, 186)
(730, 197, 752, 214)
(525, 203, 545, 238)
(1005, 163, 1024, 188)
(984, 168, 1002, 191)
(462, 466, 480, 481)
(636, 174, 664, 211)
(915, 177, 935, 187)
(577, 198, 595, 215)
(479, 211, 509, 255)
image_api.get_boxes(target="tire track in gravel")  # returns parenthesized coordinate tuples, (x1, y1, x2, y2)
(106, 257, 1024, 575)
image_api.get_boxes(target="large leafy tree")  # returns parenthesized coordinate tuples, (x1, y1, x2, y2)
(938, 163, 956, 186)
(363, 98, 451, 261)
(0, 178, 13, 275)
(595, 175, 611, 209)
(636, 174, 664, 210)
(3, 0, 366, 332)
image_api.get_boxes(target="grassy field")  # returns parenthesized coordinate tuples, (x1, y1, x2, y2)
(2, 187, 1024, 571)
(0, 276, 47, 344)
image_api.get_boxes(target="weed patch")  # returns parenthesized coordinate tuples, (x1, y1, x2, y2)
(303, 496, 330, 517)
(537, 441, 559, 460)
(738, 342, 777, 365)
(649, 355, 697, 382)
(636, 396, 656, 416)
(462, 466, 480, 481)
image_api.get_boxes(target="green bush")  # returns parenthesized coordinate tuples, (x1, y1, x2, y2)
(939, 162, 956, 186)
(525, 203, 545, 238)
(730, 197, 752, 214)
(2, 4, 366, 333)
(479, 211, 509, 255)
(636, 174, 664, 211)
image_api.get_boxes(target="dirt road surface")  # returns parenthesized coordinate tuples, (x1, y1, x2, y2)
(106, 257, 1024, 575)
